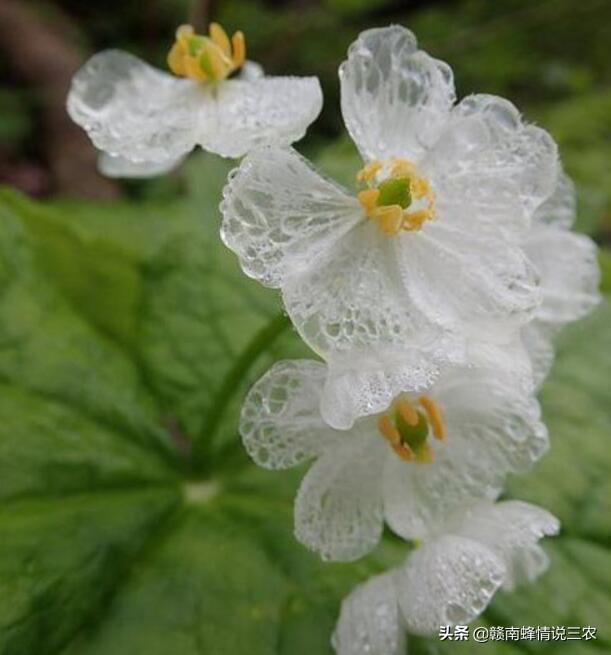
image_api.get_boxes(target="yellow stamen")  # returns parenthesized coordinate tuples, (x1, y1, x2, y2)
(419, 396, 446, 441)
(357, 188, 379, 214)
(356, 157, 436, 235)
(231, 31, 246, 68)
(209, 22, 231, 55)
(371, 205, 404, 235)
(167, 22, 246, 82)
(356, 160, 382, 183)
(392, 442, 414, 461)
(378, 416, 401, 445)
(397, 400, 419, 427)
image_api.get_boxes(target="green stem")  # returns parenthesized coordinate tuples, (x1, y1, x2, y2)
(192, 312, 291, 471)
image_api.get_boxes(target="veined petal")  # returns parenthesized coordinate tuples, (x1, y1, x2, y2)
(384, 366, 548, 541)
(97, 152, 185, 178)
(340, 25, 455, 162)
(332, 573, 405, 655)
(283, 221, 459, 428)
(221, 146, 361, 288)
(200, 76, 323, 158)
(456, 501, 560, 591)
(240, 360, 339, 470)
(294, 431, 386, 561)
(426, 94, 559, 222)
(68, 50, 200, 163)
(396, 222, 541, 337)
(524, 225, 600, 325)
(319, 344, 455, 430)
(397, 535, 504, 635)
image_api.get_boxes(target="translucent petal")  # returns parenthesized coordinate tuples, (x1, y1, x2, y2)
(397, 535, 504, 635)
(201, 76, 323, 158)
(332, 573, 405, 655)
(426, 94, 559, 220)
(221, 147, 361, 287)
(521, 321, 557, 388)
(533, 170, 576, 229)
(238, 60, 264, 81)
(456, 501, 560, 591)
(240, 360, 340, 470)
(294, 431, 386, 561)
(340, 26, 455, 162)
(524, 224, 600, 325)
(67, 50, 200, 163)
(283, 221, 459, 428)
(384, 366, 548, 540)
(97, 152, 184, 178)
(396, 222, 541, 338)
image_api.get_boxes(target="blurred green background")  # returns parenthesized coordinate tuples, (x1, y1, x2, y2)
(0, 1, 610, 654)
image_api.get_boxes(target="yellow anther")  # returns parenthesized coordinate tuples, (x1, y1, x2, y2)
(378, 416, 401, 445)
(371, 205, 404, 235)
(392, 441, 414, 462)
(390, 158, 416, 178)
(231, 31, 246, 69)
(356, 160, 382, 183)
(167, 22, 247, 82)
(419, 395, 446, 441)
(418, 443, 435, 463)
(209, 22, 231, 55)
(357, 188, 379, 214)
(356, 157, 436, 235)
(397, 400, 419, 427)
(377, 393, 446, 463)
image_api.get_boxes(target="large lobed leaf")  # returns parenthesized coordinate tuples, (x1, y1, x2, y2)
(0, 150, 609, 654)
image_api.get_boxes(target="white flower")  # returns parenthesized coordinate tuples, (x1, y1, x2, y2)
(240, 359, 548, 561)
(332, 500, 559, 654)
(522, 171, 600, 386)
(67, 23, 322, 176)
(221, 25, 559, 428)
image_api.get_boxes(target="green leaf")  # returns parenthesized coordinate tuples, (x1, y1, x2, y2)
(0, 148, 609, 655)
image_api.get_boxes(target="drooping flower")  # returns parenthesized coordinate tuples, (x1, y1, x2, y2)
(332, 500, 559, 654)
(521, 170, 600, 386)
(67, 23, 322, 177)
(221, 25, 559, 428)
(240, 359, 548, 561)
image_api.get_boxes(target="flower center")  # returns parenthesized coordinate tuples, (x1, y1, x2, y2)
(356, 158, 435, 235)
(167, 23, 246, 82)
(377, 395, 445, 463)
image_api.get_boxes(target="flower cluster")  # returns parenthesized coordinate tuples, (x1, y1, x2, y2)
(69, 22, 600, 654)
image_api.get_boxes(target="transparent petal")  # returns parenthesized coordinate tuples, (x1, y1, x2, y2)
(97, 152, 184, 179)
(521, 320, 557, 388)
(332, 573, 405, 655)
(294, 430, 386, 561)
(340, 25, 455, 162)
(67, 50, 200, 163)
(221, 146, 361, 287)
(456, 501, 560, 591)
(426, 94, 559, 220)
(240, 360, 339, 470)
(283, 221, 459, 428)
(396, 222, 541, 338)
(397, 535, 504, 635)
(384, 366, 548, 540)
(524, 224, 601, 326)
(533, 170, 576, 229)
(201, 76, 323, 158)
(238, 60, 264, 81)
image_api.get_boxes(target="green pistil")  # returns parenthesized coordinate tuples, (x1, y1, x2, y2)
(396, 408, 429, 457)
(376, 177, 412, 209)
(188, 35, 207, 56)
